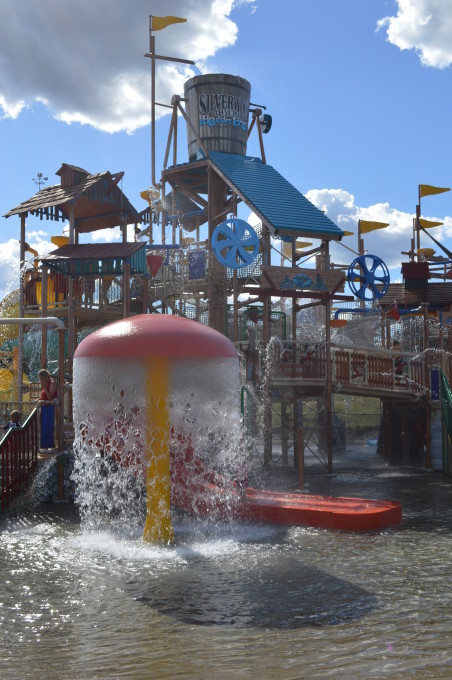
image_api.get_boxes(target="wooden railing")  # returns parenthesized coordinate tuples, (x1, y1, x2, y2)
(23, 267, 125, 313)
(251, 341, 439, 397)
(0, 409, 39, 512)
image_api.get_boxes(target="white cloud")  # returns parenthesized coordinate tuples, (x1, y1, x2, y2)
(0, 240, 21, 295)
(377, 0, 452, 68)
(305, 187, 452, 277)
(0, 0, 256, 133)
(88, 223, 138, 243)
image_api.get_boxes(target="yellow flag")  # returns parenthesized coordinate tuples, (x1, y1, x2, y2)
(417, 248, 435, 258)
(342, 231, 354, 236)
(296, 240, 313, 249)
(140, 188, 160, 204)
(151, 16, 187, 31)
(419, 184, 450, 198)
(419, 218, 443, 229)
(358, 220, 389, 234)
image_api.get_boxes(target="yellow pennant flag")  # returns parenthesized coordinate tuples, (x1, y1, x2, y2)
(342, 231, 354, 236)
(419, 218, 443, 229)
(358, 220, 389, 234)
(140, 188, 160, 204)
(151, 16, 187, 31)
(296, 240, 313, 250)
(419, 184, 450, 198)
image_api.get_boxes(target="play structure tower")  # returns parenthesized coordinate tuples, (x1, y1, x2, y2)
(144, 16, 349, 470)
(5, 13, 452, 497)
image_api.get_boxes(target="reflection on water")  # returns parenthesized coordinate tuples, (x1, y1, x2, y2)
(1, 468, 452, 679)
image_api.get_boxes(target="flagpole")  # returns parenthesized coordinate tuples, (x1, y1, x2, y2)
(149, 16, 160, 191)
(416, 184, 422, 260)
(358, 220, 364, 257)
(357, 220, 365, 309)
(145, 15, 193, 192)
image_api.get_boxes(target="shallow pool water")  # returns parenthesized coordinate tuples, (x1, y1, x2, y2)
(1, 465, 452, 679)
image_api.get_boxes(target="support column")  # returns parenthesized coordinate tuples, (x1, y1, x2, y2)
(67, 204, 76, 377)
(281, 395, 288, 466)
(41, 267, 48, 367)
(123, 262, 131, 318)
(57, 328, 65, 451)
(262, 223, 272, 470)
(18, 214, 26, 402)
(324, 241, 334, 474)
(207, 168, 228, 333)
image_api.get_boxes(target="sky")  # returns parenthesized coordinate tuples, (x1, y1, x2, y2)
(2, 0, 452, 302)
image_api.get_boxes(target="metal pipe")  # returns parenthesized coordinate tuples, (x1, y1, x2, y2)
(0, 317, 65, 329)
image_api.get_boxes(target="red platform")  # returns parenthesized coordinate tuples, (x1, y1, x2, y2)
(170, 448, 402, 533)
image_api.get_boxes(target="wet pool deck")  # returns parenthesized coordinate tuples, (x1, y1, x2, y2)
(248, 440, 451, 506)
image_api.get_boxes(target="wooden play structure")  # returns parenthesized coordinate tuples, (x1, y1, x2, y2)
(2, 15, 452, 508)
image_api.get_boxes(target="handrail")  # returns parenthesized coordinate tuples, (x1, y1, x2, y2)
(0, 408, 39, 512)
(249, 341, 444, 398)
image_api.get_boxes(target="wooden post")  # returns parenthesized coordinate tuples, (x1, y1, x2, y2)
(324, 241, 334, 474)
(416, 203, 421, 256)
(292, 235, 297, 364)
(233, 269, 238, 342)
(18, 214, 26, 403)
(67, 271, 74, 374)
(123, 262, 131, 318)
(297, 426, 304, 489)
(262, 223, 272, 470)
(142, 275, 148, 314)
(58, 327, 65, 452)
(425, 399, 432, 469)
(281, 396, 288, 466)
(263, 379, 272, 471)
(41, 267, 48, 368)
(358, 220, 365, 309)
(207, 167, 228, 333)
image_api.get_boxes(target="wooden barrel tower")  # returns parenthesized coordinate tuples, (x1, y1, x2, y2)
(184, 74, 251, 161)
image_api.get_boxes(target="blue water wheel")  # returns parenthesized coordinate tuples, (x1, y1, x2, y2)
(347, 255, 390, 301)
(211, 218, 259, 270)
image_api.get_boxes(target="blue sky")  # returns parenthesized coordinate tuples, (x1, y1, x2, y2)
(1, 0, 452, 300)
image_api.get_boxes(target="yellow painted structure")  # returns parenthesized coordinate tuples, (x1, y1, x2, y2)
(142, 357, 174, 543)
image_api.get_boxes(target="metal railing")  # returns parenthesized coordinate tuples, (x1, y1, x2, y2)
(0, 408, 39, 512)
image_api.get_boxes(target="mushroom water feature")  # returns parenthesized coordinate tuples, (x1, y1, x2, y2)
(72, 314, 402, 541)
(72, 314, 241, 543)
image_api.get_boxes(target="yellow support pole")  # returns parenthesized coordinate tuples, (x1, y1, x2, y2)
(143, 356, 174, 543)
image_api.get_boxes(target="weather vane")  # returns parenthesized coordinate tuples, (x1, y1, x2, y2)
(33, 172, 48, 191)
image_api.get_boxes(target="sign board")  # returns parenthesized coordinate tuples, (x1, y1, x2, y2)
(260, 265, 345, 294)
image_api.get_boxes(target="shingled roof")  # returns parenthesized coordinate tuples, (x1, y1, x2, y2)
(4, 164, 141, 233)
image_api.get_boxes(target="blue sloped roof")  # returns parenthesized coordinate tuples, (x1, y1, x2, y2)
(209, 152, 343, 239)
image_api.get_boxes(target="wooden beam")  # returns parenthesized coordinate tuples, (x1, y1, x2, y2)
(144, 52, 195, 65)
(165, 176, 208, 208)
(243, 286, 354, 301)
